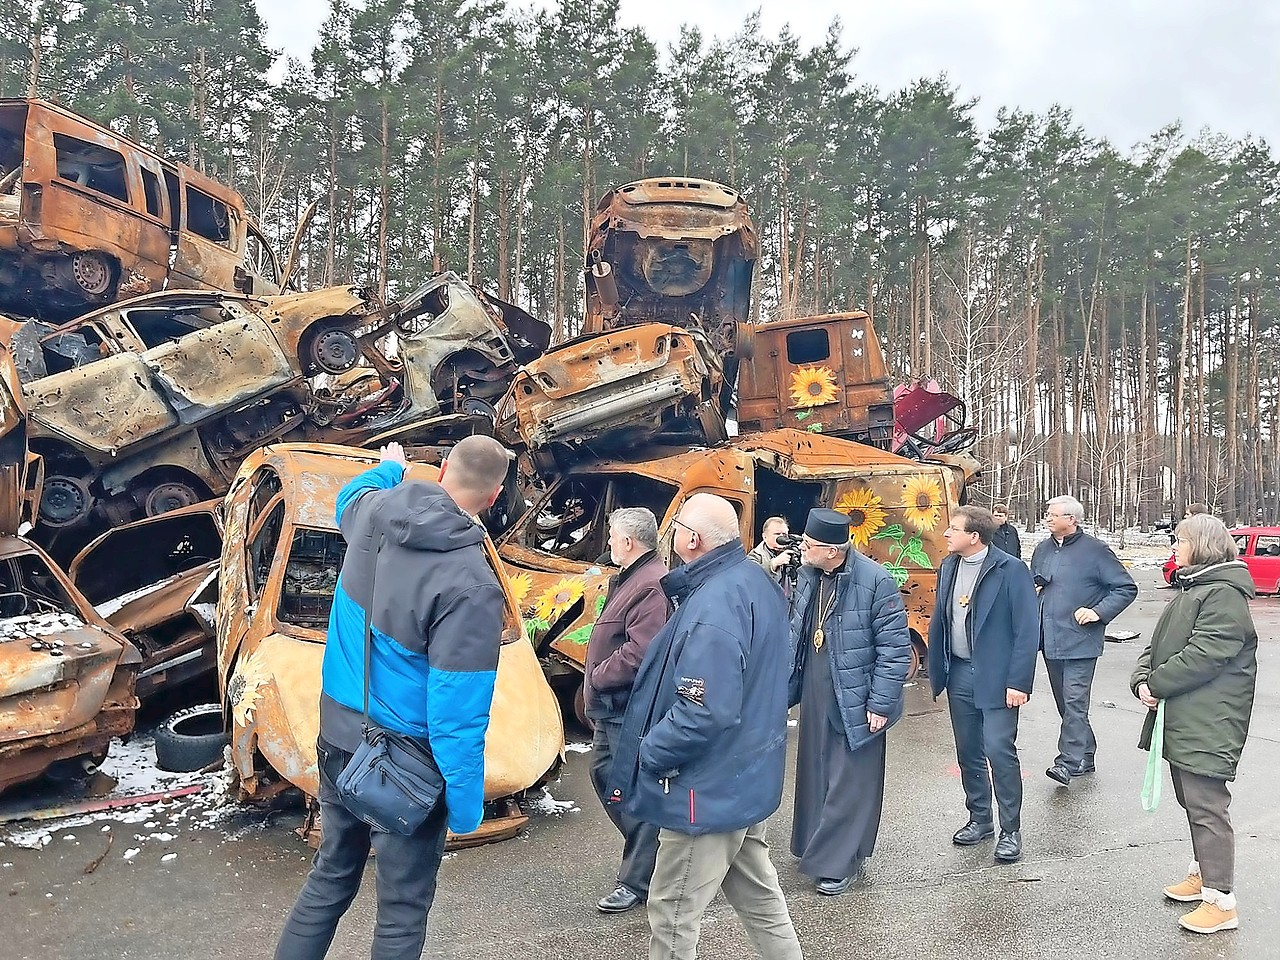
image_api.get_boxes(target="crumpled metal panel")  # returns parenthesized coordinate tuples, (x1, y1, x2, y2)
(499, 324, 718, 450)
(143, 315, 297, 425)
(25, 352, 178, 454)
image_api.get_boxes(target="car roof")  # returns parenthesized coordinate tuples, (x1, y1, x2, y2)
(238, 443, 440, 530)
(1229, 526, 1280, 537)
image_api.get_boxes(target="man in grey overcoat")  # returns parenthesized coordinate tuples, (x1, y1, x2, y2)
(1031, 495, 1137, 785)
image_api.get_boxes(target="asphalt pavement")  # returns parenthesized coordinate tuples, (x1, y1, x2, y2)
(2, 568, 1278, 960)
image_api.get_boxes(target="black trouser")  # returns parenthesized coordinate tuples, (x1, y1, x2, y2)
(946, 658, 1023, 834)
(1043, 655, 1098, 772)
(590, 714, 660, 897)
(274, 736, 449, 960)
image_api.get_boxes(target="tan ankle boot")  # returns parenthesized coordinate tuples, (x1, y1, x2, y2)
(1163, 873, 1202, 902)
(1179, 889, 1238, 934)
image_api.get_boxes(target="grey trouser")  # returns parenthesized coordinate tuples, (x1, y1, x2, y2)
(1170, 765, 1235, 892)
(647, 821, 803, 960)
(946, 658, 1023, 833)
(1043, 656, 1098, 771)
(590, 715, 660, 896)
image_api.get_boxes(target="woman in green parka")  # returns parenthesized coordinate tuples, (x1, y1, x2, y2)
(1130, 513, 1257, 936)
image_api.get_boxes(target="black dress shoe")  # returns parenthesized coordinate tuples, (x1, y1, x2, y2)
(1073, 761, 1096, 775)
(815, 876, 851, 896)
(1045, 763, 1072, 785)
(994, 830, 1022, 863)
(597, 885, 642, 913)
(952, 820, 995, 845)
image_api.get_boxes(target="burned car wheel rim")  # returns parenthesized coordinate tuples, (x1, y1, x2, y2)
(40, 475, 93, 527)
(144, 481, 201, 517)
(70, 251, 113, 296)
(308, 328, 360, 374)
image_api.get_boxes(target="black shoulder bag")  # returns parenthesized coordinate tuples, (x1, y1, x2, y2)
(334, 532, 447, 834)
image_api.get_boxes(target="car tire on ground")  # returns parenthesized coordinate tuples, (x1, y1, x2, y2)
(154, 703, 229, 773)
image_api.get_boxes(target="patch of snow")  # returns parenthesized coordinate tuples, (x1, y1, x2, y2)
(95, 574, 184, 619)
(161, 853, 177, 863)
(123, 847, 140, 860)
(524, 787, 579, 816)
(0, 612, 90, 642)
(563, 742, 592, 754)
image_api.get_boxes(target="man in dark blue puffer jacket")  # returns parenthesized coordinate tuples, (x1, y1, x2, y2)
(608, 493, 802, 960)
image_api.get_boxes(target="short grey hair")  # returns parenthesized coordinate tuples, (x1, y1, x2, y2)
(609, 507, 658, 550)
(1047, 495, 1084, 524)
(1176, 513, 1239, 566)
(697, 509, 742, 549)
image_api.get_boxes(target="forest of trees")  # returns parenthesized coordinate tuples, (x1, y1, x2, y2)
(4, 0, 1279, 534)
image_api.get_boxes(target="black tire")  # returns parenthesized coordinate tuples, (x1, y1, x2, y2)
(154, 704, 229, 773)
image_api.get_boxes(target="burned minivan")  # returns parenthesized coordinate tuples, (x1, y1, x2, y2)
(218, 444, 563, 843)
(0, 98, 283, 319)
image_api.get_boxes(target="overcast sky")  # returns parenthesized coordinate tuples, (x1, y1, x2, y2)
(256, 0, 1280, 151)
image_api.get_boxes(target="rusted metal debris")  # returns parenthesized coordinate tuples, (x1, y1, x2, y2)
(0, 270, 547, 559)
(0, 99, 285, 320)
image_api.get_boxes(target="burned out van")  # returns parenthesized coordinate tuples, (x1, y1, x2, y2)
(0, 98, 281, 319)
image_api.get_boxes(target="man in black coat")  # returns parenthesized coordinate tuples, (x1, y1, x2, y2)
(991, 504, 1021, 559)
(583, 506, 670, 914)
(1031, 495, 1137, 785)
(928, 505, 1039, 864)
(788, 508, 911, 896)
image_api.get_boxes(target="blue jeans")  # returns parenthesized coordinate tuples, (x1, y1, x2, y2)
(946, 658, 1023, 834)
(274, 736, 449, 960)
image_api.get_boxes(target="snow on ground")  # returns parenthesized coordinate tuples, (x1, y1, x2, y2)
(563, 742, 592, 754)
(0, 731, 238, 853)
(523, 787, 579, 817)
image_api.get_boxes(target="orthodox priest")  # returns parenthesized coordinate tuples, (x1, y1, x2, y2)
(788, 508, 912, 895)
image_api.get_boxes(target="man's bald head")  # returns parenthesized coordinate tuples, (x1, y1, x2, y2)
(439, 435, 512, 514)
(672, 493, 741, 561)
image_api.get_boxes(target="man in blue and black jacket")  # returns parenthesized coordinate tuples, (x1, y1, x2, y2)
(608, 493, 803, 960)
(275, 435, 512, 960)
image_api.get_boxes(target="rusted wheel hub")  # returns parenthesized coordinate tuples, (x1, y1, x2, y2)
(40, 475, 93, 527)
(144, 480, 200, 517)
(70, 252, 113, 296)
(308, 328, 359, 374)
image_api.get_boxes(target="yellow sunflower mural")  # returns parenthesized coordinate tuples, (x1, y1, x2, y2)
(902, 474, 943, 531)
(507, 572, 533, 608)
(835, 488, 887, 547)
(534, 577, 586, 622)
(789, 365, 839, 408)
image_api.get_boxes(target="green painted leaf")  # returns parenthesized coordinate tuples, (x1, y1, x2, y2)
(595, 594, 608, 616)
(794, 410, 811, 421)
(883, 563, 910, 587)
(523, 617, 550, 642)
(805, 423, 823, 433)
(901, 536, 934, 569)
(871, 523, 905, 542)
(561, 622, 596, 645)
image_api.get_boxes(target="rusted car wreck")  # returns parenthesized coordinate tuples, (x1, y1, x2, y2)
(497, 428, 965, 723)
(217, 444, 564, 842)
(0, 271, 547, 555)
(0, 98, 284, 319)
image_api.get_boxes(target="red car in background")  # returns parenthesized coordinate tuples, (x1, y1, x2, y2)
(1164, 526, 1280, 593)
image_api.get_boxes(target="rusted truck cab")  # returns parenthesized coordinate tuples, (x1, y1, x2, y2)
(0, 98, 281, 319)
(735, 312, 895, 447)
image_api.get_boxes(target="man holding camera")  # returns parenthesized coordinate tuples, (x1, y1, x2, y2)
(749, 516, 798, 589)
(788, 508, 912, 895)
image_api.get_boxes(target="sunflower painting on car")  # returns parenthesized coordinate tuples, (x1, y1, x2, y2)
(789, 365, 840, 408)
(833, 469, 951, 589)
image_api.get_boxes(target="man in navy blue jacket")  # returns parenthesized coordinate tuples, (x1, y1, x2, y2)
(275, 435, 512, 960)
(609, 493, 803, 960)
(929, 505, 1039, 864)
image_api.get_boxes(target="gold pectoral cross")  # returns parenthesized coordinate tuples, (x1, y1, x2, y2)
(813, 627, 825, 649)
(958, 594, 971, 607)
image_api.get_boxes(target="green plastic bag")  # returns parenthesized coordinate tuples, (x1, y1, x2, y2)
(1141, 700, 1166, 813)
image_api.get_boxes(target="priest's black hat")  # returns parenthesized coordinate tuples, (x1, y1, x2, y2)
(804, 508, 851, 545)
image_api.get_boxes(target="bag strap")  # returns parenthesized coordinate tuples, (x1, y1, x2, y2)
(361, 531, 385, 729)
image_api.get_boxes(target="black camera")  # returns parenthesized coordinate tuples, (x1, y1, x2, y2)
(776, 533, 804, 552)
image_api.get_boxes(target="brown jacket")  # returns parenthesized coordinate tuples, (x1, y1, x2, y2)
(582, 551, 670, 719)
